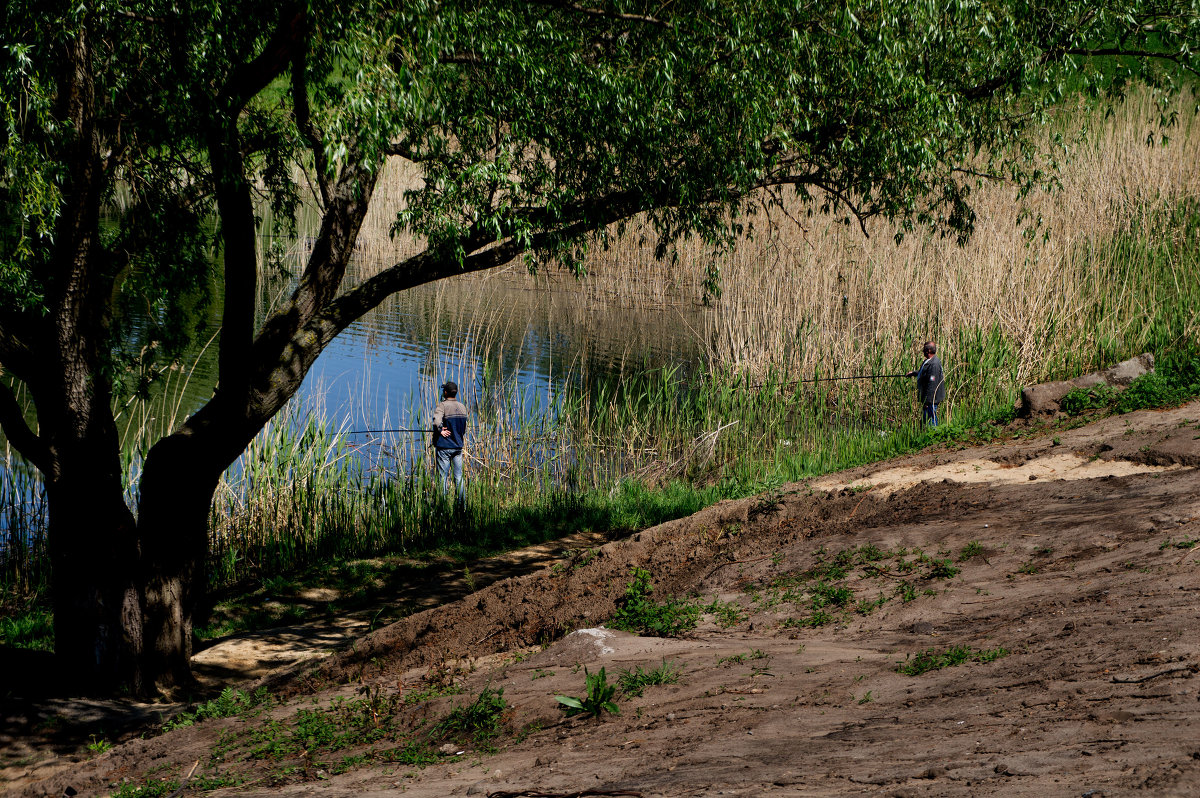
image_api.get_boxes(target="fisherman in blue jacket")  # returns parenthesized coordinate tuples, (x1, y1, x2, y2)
(906, 341, 946, 426)
(432, 381, 468, 505)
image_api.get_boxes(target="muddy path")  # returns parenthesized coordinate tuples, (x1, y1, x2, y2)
(9, 402, 1200, 797)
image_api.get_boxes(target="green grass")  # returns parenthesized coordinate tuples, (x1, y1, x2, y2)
(109, 781, 181, 798)
(958, 540, 985, 562)
(617, 659, 683, 696)
(703, 598, 747, 628)
(896, 645, 1010, 676)
(764, 543, 967, 629)
(717, 649, 768, 665)
(0, 607, 52, 651)
(162, 687, 270, 732)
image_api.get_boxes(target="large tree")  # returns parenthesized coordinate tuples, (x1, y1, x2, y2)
(1, 0, 1197, 694)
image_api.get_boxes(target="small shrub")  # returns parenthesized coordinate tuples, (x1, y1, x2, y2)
(1117, 372, 1187, 413)
(556, 667, 620, 718)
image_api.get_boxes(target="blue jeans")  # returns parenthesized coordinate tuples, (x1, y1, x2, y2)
(436, 448, 465, 503)
(923, 403, 939, 426)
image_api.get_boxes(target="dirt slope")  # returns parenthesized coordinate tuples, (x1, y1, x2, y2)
(12, 402, 1200, 798)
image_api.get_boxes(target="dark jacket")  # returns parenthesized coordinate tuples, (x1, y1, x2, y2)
(914, 356, 946, 405)
(432, 398, 468, 450)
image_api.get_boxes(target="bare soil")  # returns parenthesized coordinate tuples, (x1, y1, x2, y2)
(8, 402, 1200, 798)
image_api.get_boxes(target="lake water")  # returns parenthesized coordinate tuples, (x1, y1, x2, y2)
(88, 257, 710, 469)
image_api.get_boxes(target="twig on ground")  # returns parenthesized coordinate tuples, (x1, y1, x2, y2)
(1112, 664, 1198, 684)
(487, 791, 644, 797)
(703, 555, 772, 580)
(164, 760, 200, 798)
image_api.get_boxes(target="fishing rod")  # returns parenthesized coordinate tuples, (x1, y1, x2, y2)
(746, 372, 911, 390)
(348, 372, 915, 434)
(797, 373, 910, 383)
(345, 428, 430, 435)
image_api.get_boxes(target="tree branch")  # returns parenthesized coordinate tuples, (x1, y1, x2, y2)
(0, 379, 51, 475)
(1061, 47, 1200, 77)
(114, 9, 171, 24)
(292, 50, 331, 207)
(217, 3, 308, 114)
(526, 0, 672, 28)
(210, 3, 309, 401)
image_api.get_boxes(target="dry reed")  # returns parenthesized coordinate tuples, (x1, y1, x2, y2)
(348, 89, 1199, 392)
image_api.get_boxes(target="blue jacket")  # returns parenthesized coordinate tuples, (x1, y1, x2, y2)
(432, 398, 468, 451)
(914, 356, 946, 405)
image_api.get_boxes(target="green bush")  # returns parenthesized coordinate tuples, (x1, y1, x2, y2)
(0, 609, 53, 651)
(1059, 349, 1200, 416)
(1060, 384, 1116, 415)
(1117, 372, 1186, 412)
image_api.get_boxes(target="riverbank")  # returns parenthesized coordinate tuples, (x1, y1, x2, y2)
(9, 396, 1200, 797)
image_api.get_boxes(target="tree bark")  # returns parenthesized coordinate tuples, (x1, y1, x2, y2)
(136, 429, 224, 693)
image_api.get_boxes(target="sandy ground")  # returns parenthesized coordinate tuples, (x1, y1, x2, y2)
(7, 401, 1200, 798)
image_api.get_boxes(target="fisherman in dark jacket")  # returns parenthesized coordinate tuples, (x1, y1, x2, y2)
(906, 341, 946, 426)
(432, 381, 468, 505)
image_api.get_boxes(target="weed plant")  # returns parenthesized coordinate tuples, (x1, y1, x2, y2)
(435, 686, 508, 746)
(0, 607, 52, 650)
(556, 667, 620, 718)
(1061, 351, 1200, 417)
(768, 544, 965, 629)
(226, 685, 500, 780)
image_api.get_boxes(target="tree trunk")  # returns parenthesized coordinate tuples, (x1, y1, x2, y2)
(135, 430, 225, 694)
(46, 446, 142, 693)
